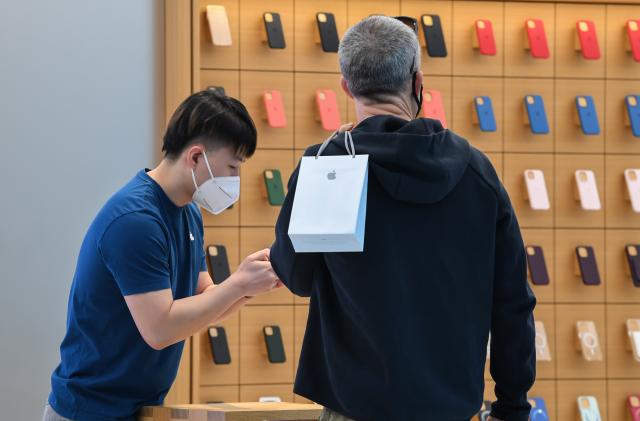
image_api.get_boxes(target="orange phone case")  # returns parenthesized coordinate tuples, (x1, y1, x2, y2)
(315, 89, 341, 131)
(421, 89, 448, 128)
(263, 90, 287, 128)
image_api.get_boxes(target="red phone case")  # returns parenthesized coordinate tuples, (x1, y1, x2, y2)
(475, 19, 497, 56)
(421, 89, 448, 128)
(263, 90, 287, 128)
(316, 89, 341, 131)
(576, 20, 601, 60)
(627, 20, 640, 62)
(525, 19, 549, 59)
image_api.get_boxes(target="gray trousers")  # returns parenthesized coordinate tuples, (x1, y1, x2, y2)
(42, 405, 72, 421)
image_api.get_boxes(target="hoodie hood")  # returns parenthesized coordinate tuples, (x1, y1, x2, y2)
(321, 115, 471, 204)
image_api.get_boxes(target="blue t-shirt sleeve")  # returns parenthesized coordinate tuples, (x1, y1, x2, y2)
(99, 212, 171, 296)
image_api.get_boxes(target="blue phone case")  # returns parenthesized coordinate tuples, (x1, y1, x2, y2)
(530, 397, 549, 421)
(474, 96, 497, 132)
(524, 95, 549, 134)
(627, 95, 640, 138)
(575, 96, 600, 135)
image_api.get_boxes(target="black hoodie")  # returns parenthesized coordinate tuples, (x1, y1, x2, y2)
(270, 116, 536, 421)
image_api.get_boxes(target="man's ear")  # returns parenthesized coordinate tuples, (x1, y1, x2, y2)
(185, 145, 204, 170)
(341, 77, 354, 100)
(414, 71, 424, 98)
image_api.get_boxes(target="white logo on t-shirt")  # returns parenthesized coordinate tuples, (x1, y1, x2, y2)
(189, 232, 194, 241)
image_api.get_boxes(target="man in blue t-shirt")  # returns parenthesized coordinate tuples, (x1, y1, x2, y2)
(44, 91, 281, 421)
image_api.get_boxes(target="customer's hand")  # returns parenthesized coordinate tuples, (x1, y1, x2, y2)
(231, 249, 282, 297)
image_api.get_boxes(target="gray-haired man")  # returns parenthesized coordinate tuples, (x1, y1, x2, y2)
(271, 16, 536, 421)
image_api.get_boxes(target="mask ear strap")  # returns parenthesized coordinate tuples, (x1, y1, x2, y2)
(201, 150, 216, 179)
(191, 169, 200, 192)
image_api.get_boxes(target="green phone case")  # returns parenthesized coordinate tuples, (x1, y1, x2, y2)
(264, 169, 285, 206)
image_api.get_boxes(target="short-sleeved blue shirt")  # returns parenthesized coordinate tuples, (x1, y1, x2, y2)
(49, 169, 206, 421)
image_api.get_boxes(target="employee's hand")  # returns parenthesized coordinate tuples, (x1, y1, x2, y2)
(232, 248, 281, 297)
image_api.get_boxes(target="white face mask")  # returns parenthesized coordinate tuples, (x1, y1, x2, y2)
(191, 151, 240, 215)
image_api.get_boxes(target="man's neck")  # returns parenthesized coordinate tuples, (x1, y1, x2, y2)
(147, 160, 193, 208)
(354, 98, 415, 124)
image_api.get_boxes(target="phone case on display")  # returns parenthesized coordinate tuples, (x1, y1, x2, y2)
(625, 244, 640, 288)
(575, 246, 601, 286)
(526, 246, 550, 286)
(473, 19, 496, 56)
(626, 20, 640, 62)
(525, 19, 550, 59)
(207, 86, 226, 96)
(524, 169, 551, 211)
(422, 89, 448, 128)
(625, 169, 640, 213)
(529, 397, 549, 421)
(263, 169, 285, 206)
(263, 90, 287, 128)
(316, 89, 341, 131)
(258, 396, 282, 403)
(472, 96, 497, 132)
(626, 319, 640, 362)
(626, 95, 640, 138)
(575, 96, 600, 135)
(577, 396, 602, 421)
(316, 12, 339, 53)
(575, 20, 600, 60)
(206, 5, 232, 46)
(628, 395, 640, 421)
(207, 245, 231, 284)
(524, 95, 549, 134)
(534, 320, 552, 361)
(574, 170, 601, 211)
(421, 15, 447, 58)
(208, 326, 231, 365)
(263, 325, 286, 363)
(576, 320, 603, 361)
(263, 12, 285, 49)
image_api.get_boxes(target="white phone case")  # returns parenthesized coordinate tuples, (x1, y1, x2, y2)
(575, 170, 601, 211)
(524, 169, 550, 210)
(576, 320, 603, 362)
(625, 169, 640, 213)
(535, 321, 552, 361)
(206, 5, 232, 46)
(627, 319, 640, 363)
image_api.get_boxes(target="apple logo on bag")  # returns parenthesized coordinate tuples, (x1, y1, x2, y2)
(327, 170, 336, 181)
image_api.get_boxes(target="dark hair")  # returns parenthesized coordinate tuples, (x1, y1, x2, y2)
(162, 90, 257, 160)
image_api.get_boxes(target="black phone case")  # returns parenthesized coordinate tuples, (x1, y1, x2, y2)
(316, 12, 339, 53)
(626, 244, 640, 288)
(207, 245, 231, 284)
(575, 246, 601, 286)
(264, 12, 285, 49)
(526, 245, 550, 285)
(422, 15, 447, 57)
(207, 86, 226, 96)
(263, 326, 286, 363)
(208, 327, 231, 365)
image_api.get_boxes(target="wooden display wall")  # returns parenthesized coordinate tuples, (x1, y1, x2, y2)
(163, 0, 640, 419)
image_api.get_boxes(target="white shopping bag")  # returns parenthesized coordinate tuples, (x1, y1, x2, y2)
(288, 131, 368, 252)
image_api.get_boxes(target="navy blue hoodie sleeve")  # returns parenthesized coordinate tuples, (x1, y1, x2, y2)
(270, 164, 323, 297)
(490, 184, 537, 421)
